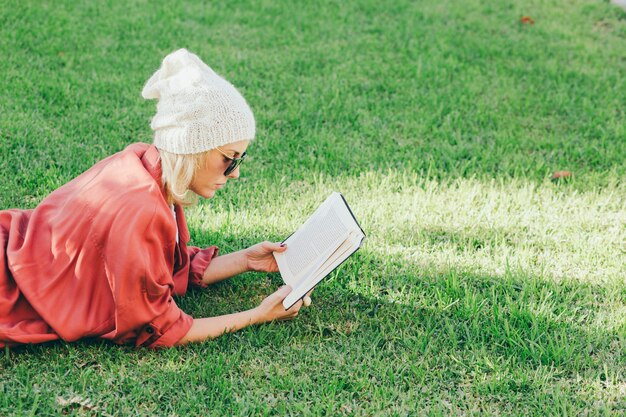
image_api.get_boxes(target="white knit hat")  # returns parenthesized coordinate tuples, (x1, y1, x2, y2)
(142, 48, 255, 154)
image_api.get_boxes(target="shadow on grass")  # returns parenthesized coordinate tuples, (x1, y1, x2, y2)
(179, 244, 624, 413)
(2, 236, 624, 414)
(4, 226, 623, 367)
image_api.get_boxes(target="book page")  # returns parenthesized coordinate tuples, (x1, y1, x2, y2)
(310, 231, 361, 281)
(280, 202, 350, 285)
(282, 231, 363, 308)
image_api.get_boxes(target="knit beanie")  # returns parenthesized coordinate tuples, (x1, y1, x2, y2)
(142, 48, 255, 154)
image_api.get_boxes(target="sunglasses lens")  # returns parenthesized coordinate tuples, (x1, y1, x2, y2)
(224, 162, 236, 175)
(224, 152, 246, 175)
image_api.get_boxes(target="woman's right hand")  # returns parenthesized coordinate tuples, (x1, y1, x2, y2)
(253, 286, 303, 324)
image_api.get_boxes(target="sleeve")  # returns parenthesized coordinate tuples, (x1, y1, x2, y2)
(187, 245, 219, 289)
(104, 200, 195, 349)
(135, 299, 194, 349)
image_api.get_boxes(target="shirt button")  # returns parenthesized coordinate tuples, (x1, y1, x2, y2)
(145, 326, 154, 334)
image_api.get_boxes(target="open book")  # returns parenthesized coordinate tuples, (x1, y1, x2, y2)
(273, 192, 366, 309)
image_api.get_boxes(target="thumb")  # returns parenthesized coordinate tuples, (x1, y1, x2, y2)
(276, 285, 292, 298)
(273, 242, 287, 252)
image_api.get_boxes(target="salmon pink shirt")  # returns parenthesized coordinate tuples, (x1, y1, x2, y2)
(0, 143, 217, 348)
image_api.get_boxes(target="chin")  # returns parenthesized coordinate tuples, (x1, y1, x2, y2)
(194, 189, 216, 199)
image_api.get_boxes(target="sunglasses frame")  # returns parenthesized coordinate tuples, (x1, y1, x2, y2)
(215, 147, 247, 176)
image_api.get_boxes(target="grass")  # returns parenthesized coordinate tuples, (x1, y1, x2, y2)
(1, 0, 625, 415)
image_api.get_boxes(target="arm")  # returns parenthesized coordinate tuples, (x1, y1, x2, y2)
(174, 309, 257, 345)
(201, 241, 287, 285)
(200, 250, 248, 285)
(175, 285, 303, 346)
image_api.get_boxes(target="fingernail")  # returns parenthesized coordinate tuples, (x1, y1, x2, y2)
(280, 243, 285, 247)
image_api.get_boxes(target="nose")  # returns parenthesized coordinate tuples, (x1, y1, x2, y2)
(227, 166, 240, 179)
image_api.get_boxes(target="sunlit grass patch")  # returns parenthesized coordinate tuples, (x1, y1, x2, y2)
(190, 171, 625, 288)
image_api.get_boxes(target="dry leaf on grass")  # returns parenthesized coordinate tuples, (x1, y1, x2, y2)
(551, 171, 573, 182)
(56, 395, 112, 416)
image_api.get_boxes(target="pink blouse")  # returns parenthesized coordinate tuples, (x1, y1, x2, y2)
(0, 143, 217, 348)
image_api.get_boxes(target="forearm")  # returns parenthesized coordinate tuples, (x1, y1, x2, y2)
(175, 285, 304, 346)
(202, 250, 248, 285)
(175, 308, 259, 345)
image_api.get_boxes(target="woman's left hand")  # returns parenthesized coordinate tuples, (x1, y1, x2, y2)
(244, 241, 287, 273)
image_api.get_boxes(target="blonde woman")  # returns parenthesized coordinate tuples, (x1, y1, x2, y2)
(0, 49, 309, 348)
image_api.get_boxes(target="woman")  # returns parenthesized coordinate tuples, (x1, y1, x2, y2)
(0, 48, 309, 348)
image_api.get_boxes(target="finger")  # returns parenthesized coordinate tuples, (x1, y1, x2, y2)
(258, 241, 276, 252)
(278, 285, 292, 297)
(302, 289, 313, 307)
(270, 285, 291, 303)
(284, 299, 302, 314)
(290, 299, 303, 312)
(272, 241, 287, 252)
(278, 309, 299, 321)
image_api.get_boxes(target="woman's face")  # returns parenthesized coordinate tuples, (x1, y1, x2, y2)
(189, 139, 250, 199)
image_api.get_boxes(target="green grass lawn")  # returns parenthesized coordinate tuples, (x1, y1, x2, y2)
(1, 0, 625, 415)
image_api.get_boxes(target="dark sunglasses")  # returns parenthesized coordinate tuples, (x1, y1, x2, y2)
(216, 147, 247, 175)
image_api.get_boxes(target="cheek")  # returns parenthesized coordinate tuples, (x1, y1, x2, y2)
(210, 160, 228, 178)
(198, 161, 225, 183)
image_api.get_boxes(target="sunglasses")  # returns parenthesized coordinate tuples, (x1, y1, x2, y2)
(216, 147, 247, 175)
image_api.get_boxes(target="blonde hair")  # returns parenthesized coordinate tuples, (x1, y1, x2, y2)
(158, 148, 210, 206)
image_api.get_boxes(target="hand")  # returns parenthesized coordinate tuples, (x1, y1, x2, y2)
(244, 241, 287, 273)
(253, 286, 303, 323)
